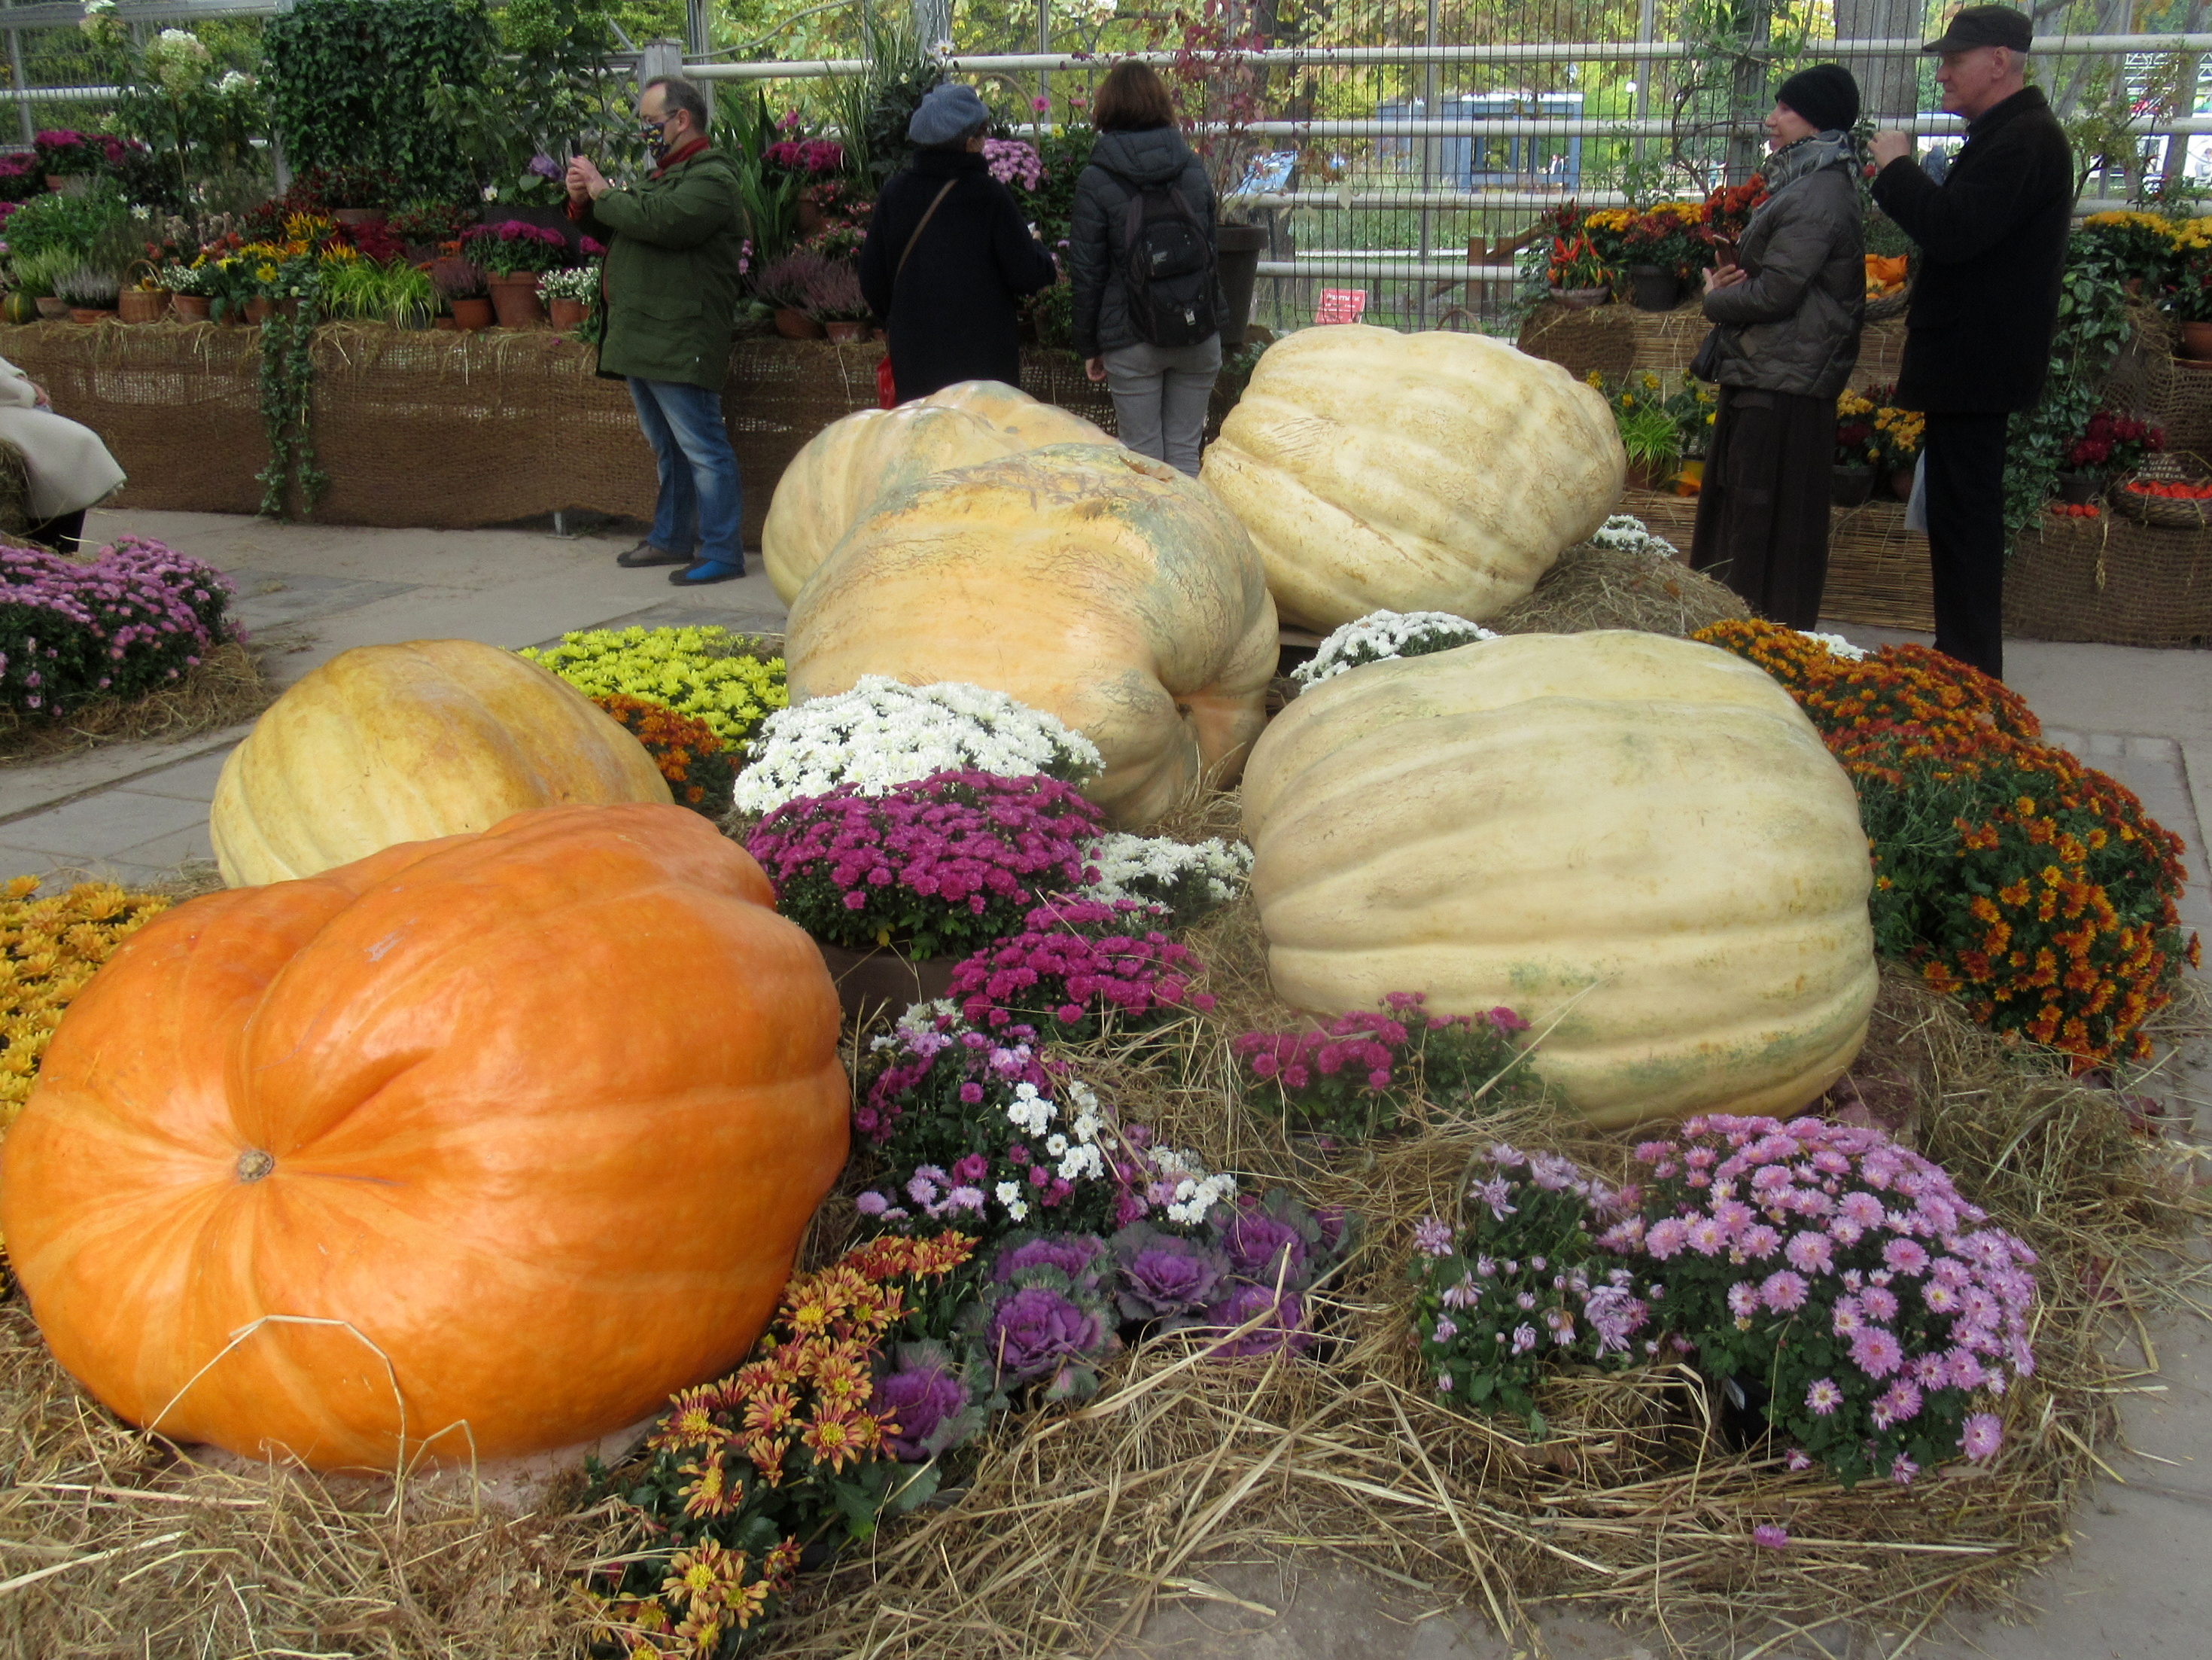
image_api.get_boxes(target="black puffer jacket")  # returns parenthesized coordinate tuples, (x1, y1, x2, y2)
(1702, 134, 1865, 401)
(1066, 126, 1227, 358)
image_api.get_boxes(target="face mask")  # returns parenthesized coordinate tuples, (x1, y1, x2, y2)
(640, 118, 673, 164)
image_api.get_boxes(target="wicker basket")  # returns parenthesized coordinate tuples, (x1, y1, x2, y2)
(1864, 285, 1911, 323)
(2112, 452, 2212, 529)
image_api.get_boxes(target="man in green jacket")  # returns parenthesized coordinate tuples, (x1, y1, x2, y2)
(567, 77, 749, 585)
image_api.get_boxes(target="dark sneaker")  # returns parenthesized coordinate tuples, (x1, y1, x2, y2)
(616, 541, 690, 568)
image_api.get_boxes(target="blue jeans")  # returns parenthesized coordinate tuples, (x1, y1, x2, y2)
(627, 377, 742, 568)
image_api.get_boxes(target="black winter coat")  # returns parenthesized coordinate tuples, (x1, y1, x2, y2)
(1870, 87, 2074, 414)
(1702, 138, 1864, 401)
(859, 148, 1058, 401)
(1066, 126, 1226, 358)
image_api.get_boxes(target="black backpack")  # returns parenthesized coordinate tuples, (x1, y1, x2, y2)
(1121, 182, 1218, 347)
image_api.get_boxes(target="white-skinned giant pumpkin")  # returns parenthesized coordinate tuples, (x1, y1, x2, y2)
(783, 443, 1276, 827)
(762, 381, 1107, 603)
(1241, 630, 1876, 1127)
(1200, 324, 1624, 632)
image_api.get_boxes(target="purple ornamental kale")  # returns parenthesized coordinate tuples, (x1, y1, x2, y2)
(872, 1342, 977, 1461)
(980, 1284, 1107, 1388)
(1110, 1225, 1230, 1322)
(1203, 1282, 1313, 1357)
(992, 1232, 1112, 1296)
(1219, 1204, 1311, 1290)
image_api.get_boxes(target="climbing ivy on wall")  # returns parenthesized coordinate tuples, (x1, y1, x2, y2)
(263, 0, 497, 192)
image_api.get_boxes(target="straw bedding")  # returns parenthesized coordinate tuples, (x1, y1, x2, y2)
(0, 641, 272, 766)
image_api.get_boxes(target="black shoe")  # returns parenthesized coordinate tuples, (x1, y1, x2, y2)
(669, 560, 744, 586)
(616, 541, 690, 568)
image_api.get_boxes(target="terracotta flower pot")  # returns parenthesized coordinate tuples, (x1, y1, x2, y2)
(823, 318, 868, 343)
(2055, 470, 2104, 506)
(450, 297, 494, 330)
(243, 297, 273, 326)
(171, 294, 211, 323)
(44, 173, 87, 196)
(774, 306, 826, 340)
(548, 297, 589, 330)
(330, 207, 387, 229)
(68, 307, 113, 325)
(486, 273, 546, 328)
(117, 289, 167, 324)
(1890, 467, 1917, 502)
(32, 297, 68, 320)
(797, 193, 826, 235)
(2181, 320, 2212, 361)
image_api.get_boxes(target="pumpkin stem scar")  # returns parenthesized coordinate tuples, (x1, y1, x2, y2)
(236, 1150, 276, 1183)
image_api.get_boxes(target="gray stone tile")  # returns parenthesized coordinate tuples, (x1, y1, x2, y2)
(224, 568, 418, 633)
(2088, 731, 2127, 757)
(0, 788, 212, 860)
(129, 744, 239, 803)
(108, 822, 216, 870)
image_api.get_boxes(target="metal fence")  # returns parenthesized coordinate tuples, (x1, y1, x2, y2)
(6, 1, 2212, 334)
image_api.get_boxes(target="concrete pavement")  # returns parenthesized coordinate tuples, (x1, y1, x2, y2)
(5, 508, 2209, 1660)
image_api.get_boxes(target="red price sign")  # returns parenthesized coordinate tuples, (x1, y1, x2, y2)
(1315, 288, 1368, 325)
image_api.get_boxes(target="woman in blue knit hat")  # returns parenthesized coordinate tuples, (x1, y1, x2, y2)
(859, 82, 1059, 402)
(1689, 62, 1866, 629)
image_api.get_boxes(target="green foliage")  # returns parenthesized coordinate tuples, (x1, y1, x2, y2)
(1003, 122, 1094, 251)
(715, 89, 805, 267)
(2002, 235, 2134, 550)
(428, 0, 630, 194)
(263, 0, 497, 195)
(321, 258, 435, 328)
(823, 3, 941, 190)
(2, 186, 128, 263)
(254, 267, 327, 518)
(81, 22, 266, 209)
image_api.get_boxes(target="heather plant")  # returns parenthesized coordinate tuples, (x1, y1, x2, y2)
(1235, 994, 1538, 1138)
(1411, 1144, 1653, 1432)
(747, 769, 1104, 959)
(0, 536, 234, 717)
(1602, 1114, 2037, 1488)
(946, 897, 1214, 1038)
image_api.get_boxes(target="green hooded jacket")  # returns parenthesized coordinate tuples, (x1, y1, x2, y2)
(579, 145, 747, 389)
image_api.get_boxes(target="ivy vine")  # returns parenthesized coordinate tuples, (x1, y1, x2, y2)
(263, 0, 497, 195)
(257, 298, 328, 519)
(2001, 232, 2135, 550)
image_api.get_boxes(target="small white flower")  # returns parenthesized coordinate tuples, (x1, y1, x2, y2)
(482, 184, 499, 202)
(1045, 1133, 1069, 1158)
(1800, 629, 1868, 661)
(1295, 610, 1496, 687)
(995, 1180, 1022, 1206)
(1588, 514, 1680, 560)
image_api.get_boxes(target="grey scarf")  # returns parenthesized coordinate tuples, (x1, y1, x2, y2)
(1758, 129, 1858, 195)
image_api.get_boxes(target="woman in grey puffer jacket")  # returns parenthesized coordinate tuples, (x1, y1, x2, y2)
(1690, 63, 1866, 629)
(1066, 61, 1227, 474)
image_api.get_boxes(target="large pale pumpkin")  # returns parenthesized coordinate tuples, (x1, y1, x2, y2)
(763, 381, 1106, 603)
(1200, 325, 1624, 632)
(211, 638, 671, 887)
(785, 443, 1276, 827)
(1242, 632, 1876, 1127)
(0, 804, 847, 1471)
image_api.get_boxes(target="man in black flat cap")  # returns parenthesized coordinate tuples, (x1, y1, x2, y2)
(1867, 5, 2073, 681)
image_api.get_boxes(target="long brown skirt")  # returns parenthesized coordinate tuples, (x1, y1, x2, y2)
(1689, 383, 1834, 629)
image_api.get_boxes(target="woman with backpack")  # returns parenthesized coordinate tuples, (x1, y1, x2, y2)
(860, 82, 1058, 403)
(1067, 62, 1228, 475)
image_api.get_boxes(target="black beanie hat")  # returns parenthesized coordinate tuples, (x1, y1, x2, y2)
(1775, 63, 1861, 134)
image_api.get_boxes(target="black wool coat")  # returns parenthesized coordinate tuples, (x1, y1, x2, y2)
(859, 148, 1059, 402)
(1870, 86, 2074, 414)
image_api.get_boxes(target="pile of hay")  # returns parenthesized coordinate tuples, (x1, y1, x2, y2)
(1489, 542, 1751, 639)
(0, 640, 275, 766)
(759, 888, 2207, 1658)
(0, 825, 2196, 1652)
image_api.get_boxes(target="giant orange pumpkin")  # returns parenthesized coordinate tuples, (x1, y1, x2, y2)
(0, 804, 848, 1471)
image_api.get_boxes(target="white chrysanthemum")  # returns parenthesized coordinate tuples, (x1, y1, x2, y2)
(1083, 832, 1253, 912)
(1293, 610, 1497, 688)
(1587, 513, 1680, 560)
(735, 676, 1103, 814)
(1800, 630, 1869, 661)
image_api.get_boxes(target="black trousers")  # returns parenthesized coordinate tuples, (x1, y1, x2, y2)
(1921, 412, 2010, 680)
(26, 509, 84, 553)
(1689, 385, 1835, 630)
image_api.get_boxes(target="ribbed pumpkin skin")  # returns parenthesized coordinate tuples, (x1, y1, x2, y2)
(211, 639, 673, 887)
(762, 382, 1106, 604)
(786, 443, 1276, 827)
(1243, 632, 1876, 1128)
(1200, 325, 1625, 632)
(0, 805, 848, 1471)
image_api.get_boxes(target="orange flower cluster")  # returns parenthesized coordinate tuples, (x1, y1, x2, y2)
(592, 693, 738, 814)
(1695, 620, 2198, 1066)
(592, 1232, 978, 1659)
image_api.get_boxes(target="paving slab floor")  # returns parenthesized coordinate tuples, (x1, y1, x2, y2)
(7, 510, 2210, 1659)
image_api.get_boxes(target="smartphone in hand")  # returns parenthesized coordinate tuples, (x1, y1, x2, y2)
(1712, 236, 1740, 270)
